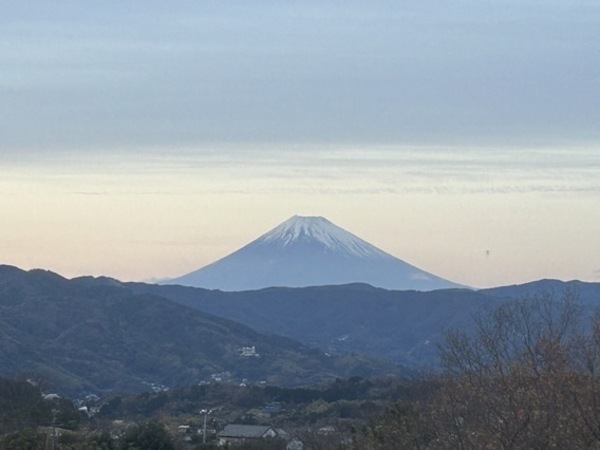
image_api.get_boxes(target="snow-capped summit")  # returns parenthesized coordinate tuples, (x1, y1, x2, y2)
(168, 216, 465, 291)
(255, 215, 391, 260)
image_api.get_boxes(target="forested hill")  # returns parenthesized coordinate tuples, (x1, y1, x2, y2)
(3, 263, 595, 397)
(126, 280, 600, 369)
(0, 265, 397, 397)
(125, 282, 494, 368)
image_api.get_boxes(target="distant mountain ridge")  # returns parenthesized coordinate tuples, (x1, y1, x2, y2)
(130, 282, 492, 368)
(170, 215, 464, 291)
(3, 261, 595, 396)
(129, 278, 600, 369)
(0, 265, 397, 396)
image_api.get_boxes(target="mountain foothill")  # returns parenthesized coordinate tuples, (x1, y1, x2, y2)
(1, 216, 599, 398)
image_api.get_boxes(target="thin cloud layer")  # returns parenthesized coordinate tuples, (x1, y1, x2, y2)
(2, 145, 598, 197)
(1, 1, 599, 152)
(1, 1, 599, 287)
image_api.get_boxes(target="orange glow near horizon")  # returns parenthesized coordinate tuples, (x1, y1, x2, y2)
(1, 145, 599, 289)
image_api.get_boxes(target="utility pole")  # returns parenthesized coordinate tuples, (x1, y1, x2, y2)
(50, 409, 57, 450)
(200, 409, 212, 444)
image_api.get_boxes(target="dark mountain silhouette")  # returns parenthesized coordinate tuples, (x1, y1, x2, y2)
(3, 261, 596, 396)
(128, 282, 493, 368)
(0, 265, 397, 397)
(169, 215, 464, 291)
(129, 279, 600, 369)
(482, 279, 600, 306)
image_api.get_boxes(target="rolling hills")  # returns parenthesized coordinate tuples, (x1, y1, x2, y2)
(128, 279, 600, 369)
(0, 265, 396, 397)
(3, 262, 597, 397)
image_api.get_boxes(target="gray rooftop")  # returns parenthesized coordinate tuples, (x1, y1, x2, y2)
(219, 424, 275, 439)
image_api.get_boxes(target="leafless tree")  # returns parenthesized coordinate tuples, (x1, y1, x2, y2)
(430, 289, 600, 449)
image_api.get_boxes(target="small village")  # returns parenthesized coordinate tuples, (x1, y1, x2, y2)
(11, 374, 386, 450)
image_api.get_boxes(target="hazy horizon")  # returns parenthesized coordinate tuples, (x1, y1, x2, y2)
(1, 1, 599, 288)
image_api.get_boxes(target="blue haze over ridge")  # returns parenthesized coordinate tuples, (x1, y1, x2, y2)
(169, 216, 464, 291)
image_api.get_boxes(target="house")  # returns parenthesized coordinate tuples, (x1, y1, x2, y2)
(286, 438, 304, 450)
(317, 426, 336, 435)
(240, 346, 259, 357)
(42, 393, 60, 400)
(264, 401, 283, 413)
(218, 424, 278, 446)
(177, 425, 190, 434)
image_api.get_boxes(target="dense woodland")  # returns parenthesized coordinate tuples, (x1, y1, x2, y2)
(0, 266, 398, 396)
(1, 291, 600, 449)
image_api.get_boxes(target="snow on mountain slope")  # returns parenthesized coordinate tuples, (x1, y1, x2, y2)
(168, 216, 465, 291)
(255, 216, 392, 259)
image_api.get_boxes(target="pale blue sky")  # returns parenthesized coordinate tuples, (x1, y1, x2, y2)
(2, 1, 599, 150)
(1, 1, 599, 287)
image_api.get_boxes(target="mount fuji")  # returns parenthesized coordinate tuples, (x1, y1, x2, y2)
(169, 215, 465, 291)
